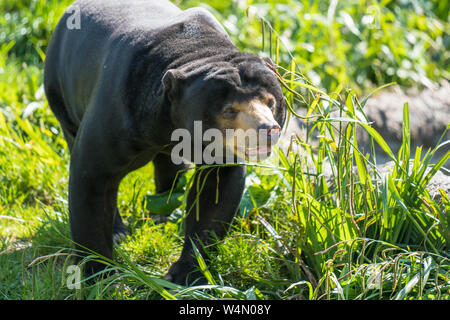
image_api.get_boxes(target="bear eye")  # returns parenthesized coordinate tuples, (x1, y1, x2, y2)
(222, 107, 239, 118)
(268, 98, 276, 110)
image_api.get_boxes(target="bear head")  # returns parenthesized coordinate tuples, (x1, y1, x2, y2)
(163, 53, 286, 163)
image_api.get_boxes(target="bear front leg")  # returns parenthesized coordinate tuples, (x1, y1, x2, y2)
(69, 162, 121, 277)
(68, 125, 126, 278)
(165, 165, 246, 285)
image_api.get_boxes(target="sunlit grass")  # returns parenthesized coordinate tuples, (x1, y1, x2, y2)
(0, 0, 449, 300)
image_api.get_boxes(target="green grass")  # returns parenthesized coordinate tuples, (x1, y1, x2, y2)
(0, 0, 449, 300)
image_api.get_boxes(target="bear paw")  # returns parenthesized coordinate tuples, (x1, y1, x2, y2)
(164, 259, 207, 286)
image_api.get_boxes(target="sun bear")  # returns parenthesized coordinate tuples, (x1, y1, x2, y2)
(44, 0, 286, 285)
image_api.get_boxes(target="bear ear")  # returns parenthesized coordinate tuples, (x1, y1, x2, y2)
(162, 69, 184, 102)
(263, 57, 275, 68)
(262, 57, 278, 75)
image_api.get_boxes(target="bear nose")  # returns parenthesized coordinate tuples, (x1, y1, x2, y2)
(259, 123, 281, 137)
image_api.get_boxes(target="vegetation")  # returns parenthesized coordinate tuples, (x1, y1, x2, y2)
(0, 0, 449, 300)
